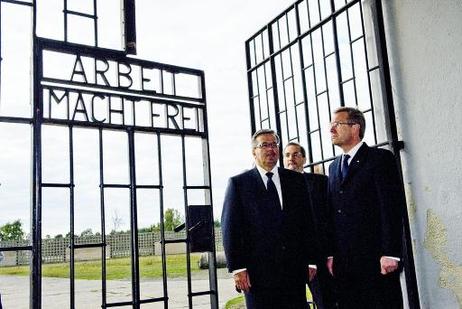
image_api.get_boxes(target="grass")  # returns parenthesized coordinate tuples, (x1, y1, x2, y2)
(0, 254, 200, 280)
(224, 288, 313, 308)
(225, 295, 245, 309)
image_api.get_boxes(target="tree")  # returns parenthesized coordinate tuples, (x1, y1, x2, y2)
(80, 228, 94, 237)
(0, 220, 25, 241)
(164, 208, 183, 231)
(65, 232, 77, 239)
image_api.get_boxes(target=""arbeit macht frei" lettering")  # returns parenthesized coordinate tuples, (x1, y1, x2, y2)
(42, 54, 204, 132)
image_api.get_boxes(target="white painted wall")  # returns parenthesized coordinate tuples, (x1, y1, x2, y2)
(383, 0, 462, 308)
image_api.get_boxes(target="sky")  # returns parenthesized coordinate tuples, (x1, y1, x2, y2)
(0, 0, 296, 237)
(135, 0, 296, 222)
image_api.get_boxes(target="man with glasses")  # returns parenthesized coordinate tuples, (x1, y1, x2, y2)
(222, 129, 318, 308)
(283, 142, 336, 309)
(327, 107, 405, 308)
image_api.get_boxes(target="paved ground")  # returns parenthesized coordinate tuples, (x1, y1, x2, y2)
(0, 269, 240, 308)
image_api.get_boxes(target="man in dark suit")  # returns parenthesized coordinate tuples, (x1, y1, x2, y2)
(284, 142, 337, 309)
(327, 107, 405, 308)
(221, 129, 317, 308)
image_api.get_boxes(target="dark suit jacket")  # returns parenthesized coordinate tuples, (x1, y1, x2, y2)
(304, 173, 329, 263)
(221, 167, 317, 291)
(304, 173, 338, 307)
(327, 143, 405, 280)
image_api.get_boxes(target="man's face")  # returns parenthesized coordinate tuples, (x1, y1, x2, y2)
(283, 145, 306, 173)
(252, 133, 279, 171)
(330, 111, 357, 148)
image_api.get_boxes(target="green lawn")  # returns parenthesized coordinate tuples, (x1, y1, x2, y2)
(0, 254, 200, 280)
(224, 288, 313, 308)
(225, 295, 245, 309)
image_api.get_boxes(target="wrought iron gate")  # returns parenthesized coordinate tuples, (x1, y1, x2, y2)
(0, 0, 218, 308)
(245, 0, 419, 308)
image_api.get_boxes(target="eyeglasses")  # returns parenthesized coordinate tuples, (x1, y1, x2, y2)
(284, 152, 303, 159)
(255, 142, 279, 149)
(330, 121, 356, 128)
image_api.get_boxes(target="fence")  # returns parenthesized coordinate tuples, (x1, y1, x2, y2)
(0, 229, 224, 266)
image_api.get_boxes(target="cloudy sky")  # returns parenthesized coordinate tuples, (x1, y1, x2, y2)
(136, 0, 296, 219)
(0, 0, 296, 236)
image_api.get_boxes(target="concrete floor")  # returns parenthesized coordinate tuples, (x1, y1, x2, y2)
(0, 269, 240, 308)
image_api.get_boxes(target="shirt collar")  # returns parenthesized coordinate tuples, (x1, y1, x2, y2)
(344, 141, 364, 160)
(256, 164, 279, 179)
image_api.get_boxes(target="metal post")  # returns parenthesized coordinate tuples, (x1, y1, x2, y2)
(294, 3, 314, 170)
(201, 72, 219, 309)
(32, 31, 43, 309)
(123, 0, 137, 54)
(128, 128, 141, 308)
(267, 23, 283, 162)
(366, 1, 420, 308)
(246, 39, 257, 134)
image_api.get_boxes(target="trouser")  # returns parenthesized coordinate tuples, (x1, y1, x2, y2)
(336, 271, 403, 309)
(308, 273, 338, 308)
(244, 285, 309, 309)
(308, 276, 324, 308)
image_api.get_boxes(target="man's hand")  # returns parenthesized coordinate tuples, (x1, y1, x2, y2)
(233, 270, 251, 293)
(308, 267, 317, 282)
(326, 257, 334, 276)
(380, 256, 399, 275)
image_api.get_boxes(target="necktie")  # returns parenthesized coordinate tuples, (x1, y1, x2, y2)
(266, 172, 282, 210)
(341, 154, 350, 180)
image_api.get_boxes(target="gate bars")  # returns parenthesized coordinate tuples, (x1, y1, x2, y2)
(0, 0, 219, 308)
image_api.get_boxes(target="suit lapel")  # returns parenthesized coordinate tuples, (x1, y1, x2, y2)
(251, 167, 267, 200)
(342, 143, 369, 183)
(278, 167, 288, 208)
(330, 157, 342, 188)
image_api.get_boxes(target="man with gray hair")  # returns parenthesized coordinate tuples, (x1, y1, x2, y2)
(222, 129, 318, 308)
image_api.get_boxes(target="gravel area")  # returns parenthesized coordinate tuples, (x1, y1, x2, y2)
(0, 269, 239, 308)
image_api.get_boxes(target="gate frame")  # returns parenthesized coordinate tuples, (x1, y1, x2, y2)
(0, 0, 219, 308)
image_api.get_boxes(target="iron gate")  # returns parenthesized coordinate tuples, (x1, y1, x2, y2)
(0, 0, 218, 308)
(245, 0, 419, 308)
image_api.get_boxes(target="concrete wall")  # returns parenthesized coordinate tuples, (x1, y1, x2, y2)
(383, 1, 462, 308)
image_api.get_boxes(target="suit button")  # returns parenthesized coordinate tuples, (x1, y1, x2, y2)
(339, 190, 344, 194)
(337, 209, 342, 214)
(281, 246, 286, 250)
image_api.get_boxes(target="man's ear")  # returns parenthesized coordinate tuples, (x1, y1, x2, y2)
(353, 123, 361, 137)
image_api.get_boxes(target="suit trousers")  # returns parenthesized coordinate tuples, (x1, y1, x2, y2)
(336, 271, 403, 309)
(244, 285, 309, 309)
(308, 268, 337, 309)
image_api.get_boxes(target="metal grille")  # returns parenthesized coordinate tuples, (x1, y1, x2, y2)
(246, 0, 397, 173)
(0, 0, 218, 308)
(246, 0, 420, 308)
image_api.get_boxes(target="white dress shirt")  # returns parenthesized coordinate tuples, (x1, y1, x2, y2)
(343, 141, 364, 167)
(255, 164, 283, 209)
